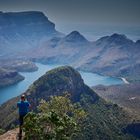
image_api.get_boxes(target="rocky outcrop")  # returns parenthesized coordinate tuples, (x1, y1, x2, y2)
(0, 60, 38, 72)
(0, 128, 24, 140)
(0, 68, 24, 88)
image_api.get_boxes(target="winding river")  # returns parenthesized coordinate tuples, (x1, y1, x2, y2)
(0, 63, 123, 105)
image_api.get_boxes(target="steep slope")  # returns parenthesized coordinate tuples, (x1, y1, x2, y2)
(0, 11, 63, 58)
(27, 31, 91, 64)
(26, 32, 140, 82)
(0, 66, 136, 139)
(93, 83, 140, 119)
(0, 68, 24, 88)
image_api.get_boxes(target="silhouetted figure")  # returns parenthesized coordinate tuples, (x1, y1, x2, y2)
(17, 94, 30, 139)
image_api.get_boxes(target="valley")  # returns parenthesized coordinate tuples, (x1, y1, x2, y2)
(0, 11, 140, 83)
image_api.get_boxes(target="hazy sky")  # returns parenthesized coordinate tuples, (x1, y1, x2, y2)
(0, 0, 140, 40)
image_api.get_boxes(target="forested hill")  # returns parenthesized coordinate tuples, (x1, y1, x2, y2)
(0, 66, 137, 139)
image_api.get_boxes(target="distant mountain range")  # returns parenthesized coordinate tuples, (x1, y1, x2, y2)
(0, 11, 139, 82)
(26, 32, 140, 82)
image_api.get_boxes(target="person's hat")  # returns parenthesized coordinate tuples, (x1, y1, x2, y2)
(21, 94, 25, 99)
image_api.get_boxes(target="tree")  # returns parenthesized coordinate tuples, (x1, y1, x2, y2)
(23, 94, 87, 140)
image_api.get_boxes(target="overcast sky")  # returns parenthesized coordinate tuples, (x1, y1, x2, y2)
(0, 0, 140, 40)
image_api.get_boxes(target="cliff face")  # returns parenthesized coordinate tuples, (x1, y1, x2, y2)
(0, 11, 63, 58)
(0, 11, 55, 31)
(0, 68, 24, 88)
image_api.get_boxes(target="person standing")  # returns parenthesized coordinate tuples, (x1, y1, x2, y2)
(17, 94, 30, 137)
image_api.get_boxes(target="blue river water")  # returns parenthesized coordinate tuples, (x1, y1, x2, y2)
(0, 63, 123, 105)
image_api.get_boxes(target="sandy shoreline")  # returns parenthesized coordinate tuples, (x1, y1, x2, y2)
(121, 77, 129, 84)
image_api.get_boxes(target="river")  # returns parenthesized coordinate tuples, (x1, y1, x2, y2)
(0, 63, 123, 105)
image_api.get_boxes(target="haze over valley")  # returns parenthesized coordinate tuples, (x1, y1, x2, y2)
(0, 11, 140, 84)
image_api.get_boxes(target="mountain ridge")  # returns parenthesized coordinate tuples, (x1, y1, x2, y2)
(95, 33, 134, 46)
(24, 31, 140, 82)
(63, 31, 89, 43)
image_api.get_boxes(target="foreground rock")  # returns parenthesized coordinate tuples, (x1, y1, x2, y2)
(0, 128, 24, 140)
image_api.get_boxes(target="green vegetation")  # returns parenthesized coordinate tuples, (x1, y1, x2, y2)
(93, 84, 140, 120)
(0, 128, 5, 135)
(23, 95, 86, 140)
(76, 95, 135, 140)
(23, 94, 136, 140)
(0, 66, 138, 139)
